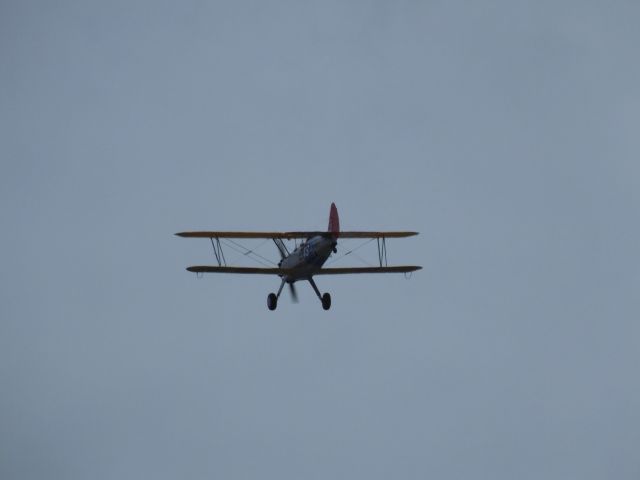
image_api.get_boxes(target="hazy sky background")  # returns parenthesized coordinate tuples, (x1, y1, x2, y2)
(2, 1, 639, 478)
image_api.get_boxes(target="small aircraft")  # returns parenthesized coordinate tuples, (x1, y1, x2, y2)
(176, 203, 421, 310)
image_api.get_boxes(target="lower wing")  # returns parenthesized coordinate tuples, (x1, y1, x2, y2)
(186, 266, 421, 275)
(316, 266, 421, 274)
(187, 266, 290, 275)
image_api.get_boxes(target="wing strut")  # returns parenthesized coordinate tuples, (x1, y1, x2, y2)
(210, 237, 227, 266)
(273, 238, 289, 259)
(377, 237, 388, 267)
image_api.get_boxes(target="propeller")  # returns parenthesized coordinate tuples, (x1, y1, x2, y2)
(274, 240, 297, 302)
(288, 282, 299, 303)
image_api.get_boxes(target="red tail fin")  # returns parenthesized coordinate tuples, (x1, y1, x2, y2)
(328, 203, 340, 236)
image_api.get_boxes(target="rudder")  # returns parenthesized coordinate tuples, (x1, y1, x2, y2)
(328, 203, 340, 235)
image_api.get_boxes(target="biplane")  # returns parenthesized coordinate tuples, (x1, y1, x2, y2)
(176, 203, 421, 310)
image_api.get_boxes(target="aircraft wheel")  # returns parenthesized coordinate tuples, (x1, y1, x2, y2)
(267, 293, 278, 311)
(321, 292, 331, 310)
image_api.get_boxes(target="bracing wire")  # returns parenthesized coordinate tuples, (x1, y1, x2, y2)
(220, 238, 277, 267)
(325, 238, 376, 266)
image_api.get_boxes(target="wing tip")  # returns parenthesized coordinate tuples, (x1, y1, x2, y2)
(399, 265, 422, 272)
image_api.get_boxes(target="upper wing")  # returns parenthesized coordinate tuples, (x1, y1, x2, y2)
(177, 231, 320, 239)
(337, 232, 418, 238)
(315, 266, 422, 275)
(176, 231, 418, 239)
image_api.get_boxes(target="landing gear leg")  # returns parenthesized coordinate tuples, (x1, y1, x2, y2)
(308, 277, 331, 310)
(267, 279, 286, 311)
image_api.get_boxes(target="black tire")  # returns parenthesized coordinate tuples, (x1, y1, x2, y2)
(321, 292, 331, 310)
(267, 293, 278, 311)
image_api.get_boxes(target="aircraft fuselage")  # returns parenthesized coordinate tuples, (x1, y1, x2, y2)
(278, 235, 336, 282)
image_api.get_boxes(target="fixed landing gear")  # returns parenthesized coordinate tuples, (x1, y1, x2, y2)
(267, 279, 287, 311)
(309, 278, 331, 310)
(267, 278, 332, 310)
(267, 293, 277, 311)
(321, 292, 331, 310)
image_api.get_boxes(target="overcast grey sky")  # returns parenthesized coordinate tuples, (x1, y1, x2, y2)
(1, 0, 639, 478)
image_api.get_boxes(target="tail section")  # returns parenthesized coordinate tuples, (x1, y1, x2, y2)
(328, 203, 340, 236)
